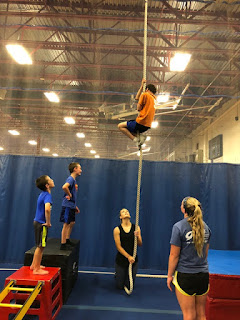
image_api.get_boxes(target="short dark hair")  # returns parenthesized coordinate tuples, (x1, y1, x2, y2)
(146, 84, 157, 94)
(35, 175, 49, 191)
(69, 162, 79, 173)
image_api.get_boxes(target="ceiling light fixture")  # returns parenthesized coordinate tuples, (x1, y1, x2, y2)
(52, 153, 58, 157)
(64, 116, 75, 125)
(0, 147, 4, 151)
(95, 155, 100, 158)
(28, 140, 37, 145)
(76, 132, 85, 138)
(44, 92, 60, 103)
(170, 53, 191, 72)
(8, 130, 20, 135)
(90, 150, 96, 154)
(146, 136, 151, 141)
(42, 148, 50, 152)
(151, 121, 159, 129)
(6, 44, 32, 65)
(85, 143, 91, 147)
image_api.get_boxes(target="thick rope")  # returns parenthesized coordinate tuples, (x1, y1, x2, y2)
(124, 0, 148, 295)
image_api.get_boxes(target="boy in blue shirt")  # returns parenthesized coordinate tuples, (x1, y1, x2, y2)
(60, 162, 82, 250)
(30, 175, 55, 275)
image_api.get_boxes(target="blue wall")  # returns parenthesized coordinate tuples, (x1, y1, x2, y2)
(0, 155, 239, 270)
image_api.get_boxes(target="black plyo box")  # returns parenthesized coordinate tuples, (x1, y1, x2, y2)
(24, 238, 80, 303)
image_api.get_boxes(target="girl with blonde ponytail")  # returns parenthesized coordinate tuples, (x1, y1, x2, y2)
(167, 197, 211, 320)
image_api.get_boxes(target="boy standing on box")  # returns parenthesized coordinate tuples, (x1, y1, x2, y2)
(30, 175, 55, 275)
(60, 162, 82, 250)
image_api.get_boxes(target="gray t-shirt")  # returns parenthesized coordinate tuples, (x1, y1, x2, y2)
(170, 218, 211, 273)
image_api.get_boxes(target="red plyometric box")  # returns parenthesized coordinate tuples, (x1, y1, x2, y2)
(208, 274, 240, 299)
(206, 296, 240, 320)
(0, 266, 62, 320)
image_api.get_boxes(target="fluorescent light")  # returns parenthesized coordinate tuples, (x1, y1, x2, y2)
(6, 44, 32, 65)
(157, 93, 169, 103)
(95, 155, 100, 158)
(85, 143, 91, 147)
(28, 140, 37, 145)
(76, 132, 85, 138)
(0, 147, 4, 151)
(64, 116, 75, 125)
(90, 150, 96, 154)
(52, 153, 58, 157)
(151, 121, 159, 129)
(170, 53, 191, 72)
(44, 92, 60, 103)
(8, 130, 20, 135)
(142, 143, 146, 148)
(146, 136, 151, 141)
(42, 148, 50, 152)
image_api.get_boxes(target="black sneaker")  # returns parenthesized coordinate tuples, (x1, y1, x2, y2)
(60, 243, 69, 250)
(66, 239, 75, 246)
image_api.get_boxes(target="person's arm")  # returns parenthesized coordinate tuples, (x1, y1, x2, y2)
(62, 182, 71, 199)
(205, 243, 210, 257)
(135, 79, 146, 101)
(113, 227, 135, 264)
(134, 226, 142, 246)
(43, 202, 51, 227)
(167, 245, 180, 291)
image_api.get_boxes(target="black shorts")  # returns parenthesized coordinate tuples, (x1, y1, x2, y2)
(60, 206, 76, 224)
(173, 271, 209, 296)
(33, 221, 48, 248)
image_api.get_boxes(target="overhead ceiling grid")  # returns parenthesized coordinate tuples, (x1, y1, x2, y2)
(0, 0, 239, 160)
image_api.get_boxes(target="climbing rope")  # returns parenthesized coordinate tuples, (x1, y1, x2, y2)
(124, 0, 148, 295)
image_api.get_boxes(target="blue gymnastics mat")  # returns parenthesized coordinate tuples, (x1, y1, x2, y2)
(208, 250, 240, 275)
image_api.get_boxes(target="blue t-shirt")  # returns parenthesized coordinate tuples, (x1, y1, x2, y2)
(62, 176, 77, 209)
(170, 218, 211, 273)
(34, 191, 52, 224)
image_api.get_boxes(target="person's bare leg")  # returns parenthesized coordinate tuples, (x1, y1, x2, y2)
(32, 247, 49, 275)
(61, 223, 68, 244)
(175, 288, 197, 320)
(66, 221, 75, 240)
(196, 294, 207, 320)
(118, 122, 136, 140)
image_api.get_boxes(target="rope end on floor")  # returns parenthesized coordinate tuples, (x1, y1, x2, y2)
(124, 286, 132, 295)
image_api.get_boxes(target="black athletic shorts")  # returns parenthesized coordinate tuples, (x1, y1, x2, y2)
(33, 221, 48, 248)
(173, 271, 209, 296)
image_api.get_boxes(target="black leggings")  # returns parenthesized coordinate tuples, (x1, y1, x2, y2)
(115, 262, 138, 290)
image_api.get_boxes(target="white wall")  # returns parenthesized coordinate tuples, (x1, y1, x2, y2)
(174, 99, 240, 164)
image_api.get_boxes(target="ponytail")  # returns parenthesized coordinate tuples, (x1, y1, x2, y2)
(185, 198, 204, 257)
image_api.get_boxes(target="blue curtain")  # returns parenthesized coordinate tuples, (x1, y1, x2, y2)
(0, 155, 239, 270)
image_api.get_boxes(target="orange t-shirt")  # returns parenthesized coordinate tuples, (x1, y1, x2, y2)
(136, 91, 156, 127)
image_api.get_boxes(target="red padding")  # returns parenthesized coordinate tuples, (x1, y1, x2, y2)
(206, 296, 240, 320)
(208, 274, 240, 299)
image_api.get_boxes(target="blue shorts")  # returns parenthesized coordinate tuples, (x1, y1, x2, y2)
(127, 120, 150, 134)
(60, 207, 76, 224)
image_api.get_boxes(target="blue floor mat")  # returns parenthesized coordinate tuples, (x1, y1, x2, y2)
(57, 273, 182, 320)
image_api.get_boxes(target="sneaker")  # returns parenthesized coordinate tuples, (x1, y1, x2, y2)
(66, 239, 75, 246)
(60, 243, 71, 251)
(139, 134, 146, 146)
(133, 136, 140, 148)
